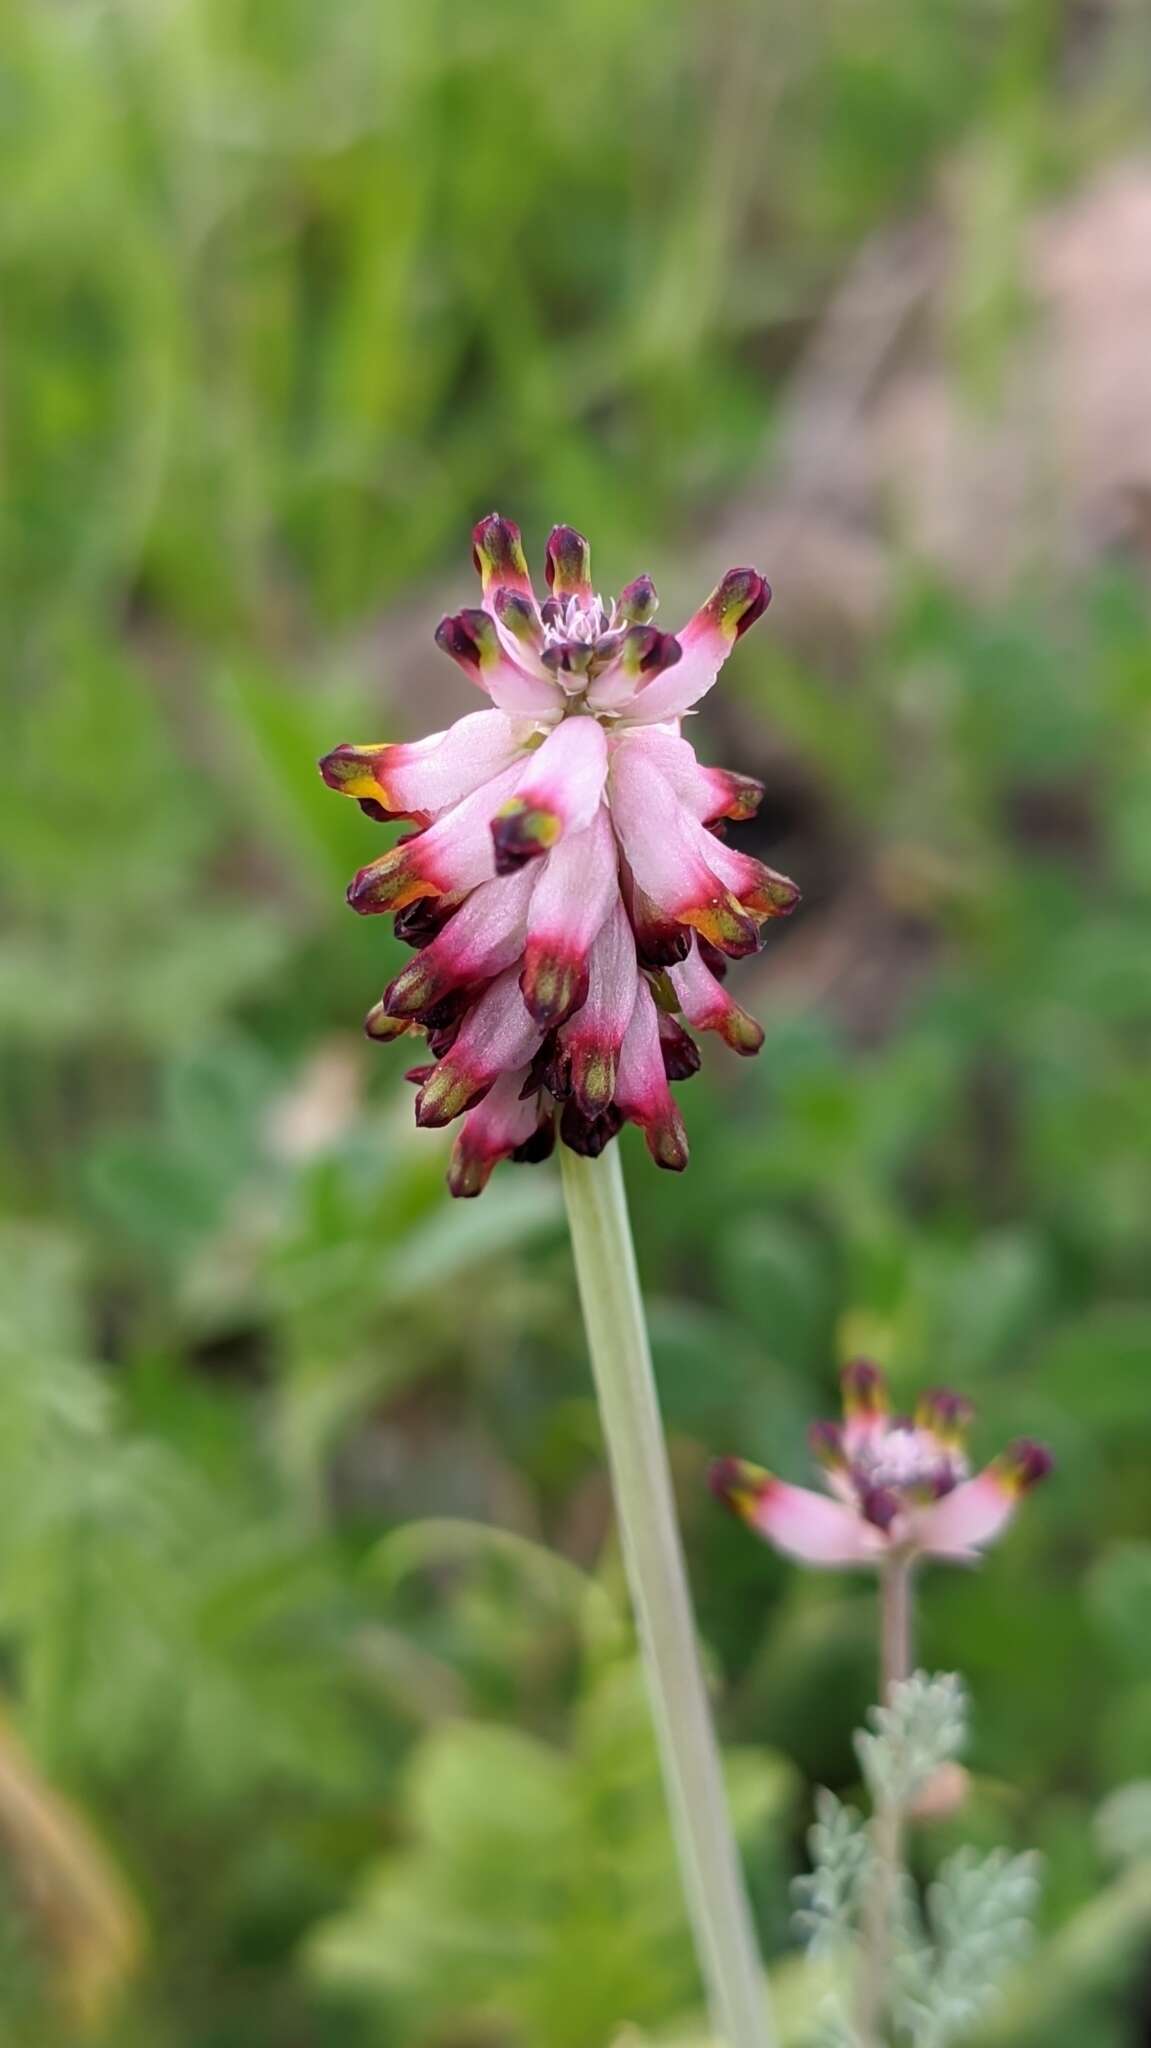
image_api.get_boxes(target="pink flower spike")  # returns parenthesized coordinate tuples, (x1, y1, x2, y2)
(322, 515, 795, 1191)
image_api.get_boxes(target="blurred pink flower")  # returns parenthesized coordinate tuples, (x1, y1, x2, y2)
(710, 1361, 1051, 1566)
(320, 516, 798, 1194)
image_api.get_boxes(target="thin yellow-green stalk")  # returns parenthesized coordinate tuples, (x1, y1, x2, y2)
(560, 1143, 775, 2048)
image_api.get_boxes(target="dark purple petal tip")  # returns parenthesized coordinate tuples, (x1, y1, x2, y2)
(1002, 1439, 1054, 1491)
(840, 1358, 888, 1414)
(471, 513, 529, 588)
(616, 573, 658, 625)
(808, 1420, 846, 1467)
(709, 567, 772, 642)
(860, 1484, 900, 1532)
(544, 524, 592, 594)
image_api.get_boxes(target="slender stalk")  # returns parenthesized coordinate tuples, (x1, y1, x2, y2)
(881, 1556, 913, 1697)
(560, 1143, 775, 2048)
(857, 1556, 915, 2046)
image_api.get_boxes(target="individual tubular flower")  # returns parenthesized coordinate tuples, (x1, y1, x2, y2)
(319, 515, 799, 1193)
(447, 1067, 555, 1197)
(710, 1362, 1052, 1567)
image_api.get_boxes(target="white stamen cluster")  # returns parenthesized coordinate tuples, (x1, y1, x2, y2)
(835, 1424, 968, 1516)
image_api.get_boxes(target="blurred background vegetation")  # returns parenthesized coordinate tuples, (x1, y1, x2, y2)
(3, 0, 1151, 2041)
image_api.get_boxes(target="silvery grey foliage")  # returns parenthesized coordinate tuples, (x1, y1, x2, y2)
(794, 1787, 872, 1960)
(892, 1845, 1041, 2045)
(855, 1671, 967, 1808)
(797, 1673, 1041, 2047)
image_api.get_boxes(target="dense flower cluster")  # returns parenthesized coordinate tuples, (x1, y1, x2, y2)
(320, 516, 798, 1193)
(711, 1361, 1052, 1567)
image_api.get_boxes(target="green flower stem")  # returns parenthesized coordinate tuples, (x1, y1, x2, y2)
(560, 1143, 775, 2048)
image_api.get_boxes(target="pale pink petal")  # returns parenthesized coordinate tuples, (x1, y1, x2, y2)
(614, 976, 688, 1170)
(585, 629, 684, 714)
(436, 609, 563, 720)
(752, 1480, 882, 1566)
(347, 760, 526, 914)
(381, 867, 537, 1017)
(490, 587, 551, 677)
(610, 732, 797, 924)
(321, 709, 529, 823)
(702, 833, 801, 920)
(669, 941, 764, 1055)
(492, 715, 609, 872)
(414, 966, 543, 1127)
(608, 745, 760, 957)
(912, 1453, 1043, 1562)
(448, 1067, 550, 1197)
(613, 726, 762, 823)
(711, 1458, 881, 1567)
(518, 803, 620, 1024)
(913, 1475, 1013, 1559)
(615, 569, 770, 724)
(556, 898, 638, 1113)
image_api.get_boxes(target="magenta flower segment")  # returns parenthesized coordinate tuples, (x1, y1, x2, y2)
(320, 516, 798, 1194)
(711, 1362, 1052, 1567)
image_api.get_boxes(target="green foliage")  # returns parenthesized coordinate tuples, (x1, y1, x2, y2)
(2, 0, 1151, 2041)
(311, 1646, 793, 2047)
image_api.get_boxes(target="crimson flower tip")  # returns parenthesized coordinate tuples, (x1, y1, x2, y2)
(544, 524, 593, 597)
(319, 742, 383, 798)
(841, 1358, 888, 1416)
(808, 1419, 846, 1468)
(998, 1438, 1054, 1492)
(471, 513, 531, 595)
(706, 567, 771, 641)
(616, 573, 658, 624)
(708, 1456, 769, 1516)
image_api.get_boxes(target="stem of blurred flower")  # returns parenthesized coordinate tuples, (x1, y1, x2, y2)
(857, 1556, 915, 2046)
(559, 1144, 775, 2048)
